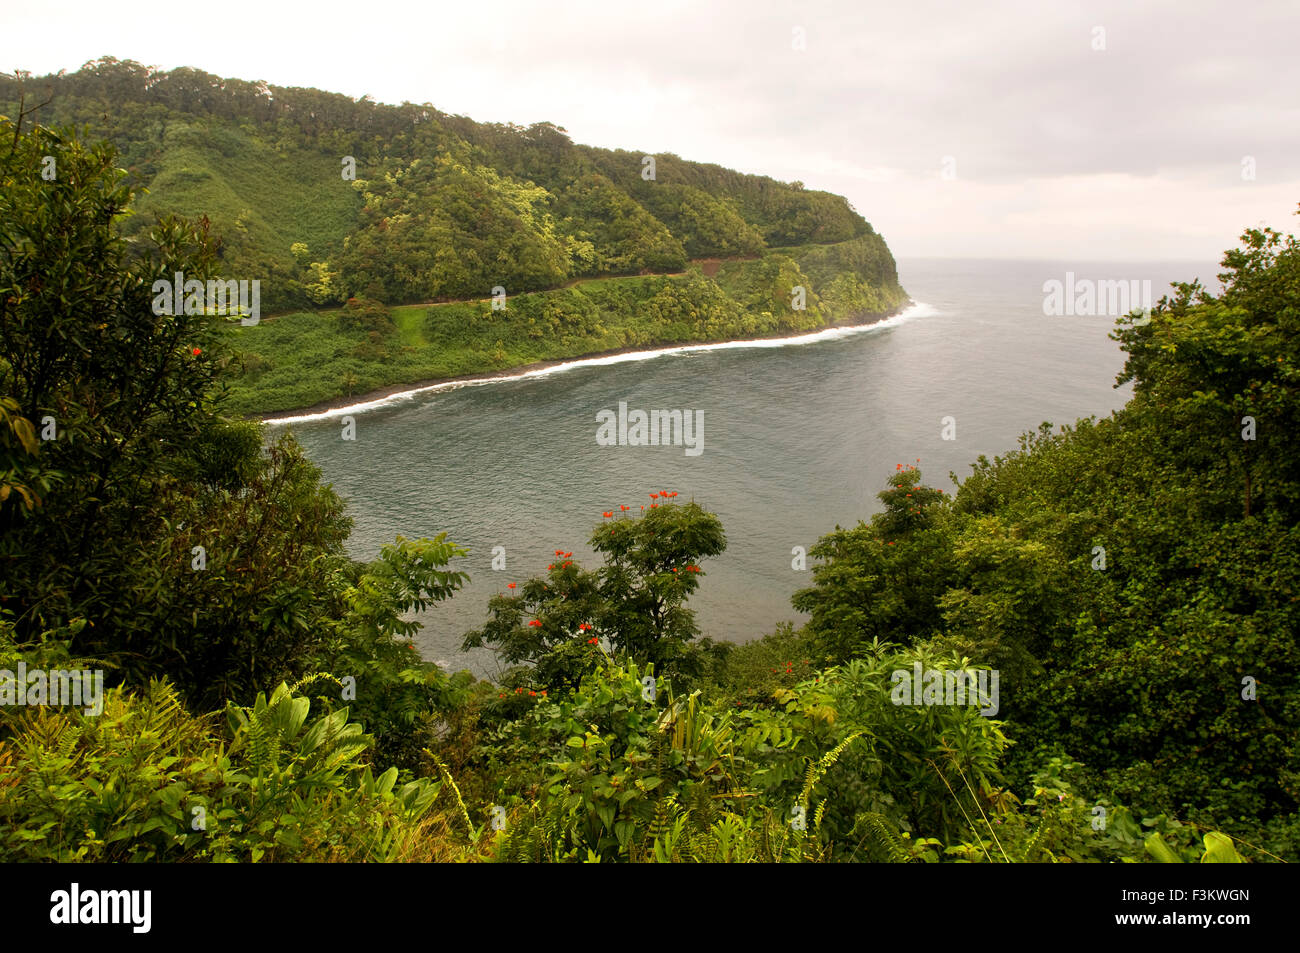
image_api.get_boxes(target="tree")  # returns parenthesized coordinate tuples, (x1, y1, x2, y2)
(305, 260, 342, 304)
(0, 117, 224, 642)
(793, 466, 957, 660)
(0, 123, 367, 694)
(593, 496, 726, 669)
(1112, 215, 1300, 521)
(463, 496, 726, 687)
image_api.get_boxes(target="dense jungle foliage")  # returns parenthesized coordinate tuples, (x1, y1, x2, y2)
(1, 109, 1293, 863)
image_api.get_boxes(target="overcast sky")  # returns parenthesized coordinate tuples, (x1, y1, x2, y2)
(6, 0, 1298, 261)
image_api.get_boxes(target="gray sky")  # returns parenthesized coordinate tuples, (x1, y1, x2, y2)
(6, 0, 1298, 260)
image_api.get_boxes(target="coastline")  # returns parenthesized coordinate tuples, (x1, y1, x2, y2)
(259, 299, 919, 424)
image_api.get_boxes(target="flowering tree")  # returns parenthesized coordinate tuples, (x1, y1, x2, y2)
(462, 493, 725, 689)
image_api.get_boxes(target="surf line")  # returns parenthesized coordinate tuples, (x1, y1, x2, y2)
(264, 300, 934, 426)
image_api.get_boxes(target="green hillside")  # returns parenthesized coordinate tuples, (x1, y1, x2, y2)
(130, 121, 360, 271)
(225, 237, 904, 416)
(2, 59, 907, 414)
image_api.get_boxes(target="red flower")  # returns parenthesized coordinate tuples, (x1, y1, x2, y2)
(555, 550, 563, 556)
(192, 347, 201, 356)
(529, 691, 537, 697)
(515, 687, 523, 694)
(499, 692, 506, 699)
(668, 492, 678, 498)
(528, 619, 542, 627)
(587, 637, 599, 645)
(564, 552, 572, 558)
(548, 563, 554, 570)
(603, 511, 613, 518)
(620, 505, 630, 511)
(650, 504, 658, 509)
(650, 493, 658, 499)
(541, 690, 547, 696)
(507, 582, 516, 590)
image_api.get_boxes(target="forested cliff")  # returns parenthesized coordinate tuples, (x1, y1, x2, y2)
(1, 58, 902, 314)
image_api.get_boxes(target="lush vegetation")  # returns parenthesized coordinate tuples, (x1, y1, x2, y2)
(1, 110, 1292, 864)
(225, 238, 904, 416)
(1, 60, 906, 418)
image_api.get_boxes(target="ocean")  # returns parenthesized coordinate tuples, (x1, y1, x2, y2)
(275, 257, 1222, 677)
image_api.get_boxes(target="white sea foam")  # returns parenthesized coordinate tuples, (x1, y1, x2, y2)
(264, 300, 936, 425)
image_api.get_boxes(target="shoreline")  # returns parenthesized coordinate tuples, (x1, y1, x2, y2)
(259, 299, 918, 424)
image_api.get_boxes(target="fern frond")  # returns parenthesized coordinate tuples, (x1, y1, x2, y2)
(423, 749, 474, 841)
(852, 811, 911, 863)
